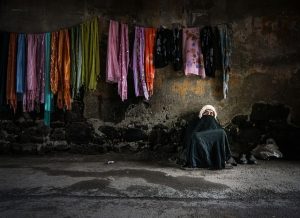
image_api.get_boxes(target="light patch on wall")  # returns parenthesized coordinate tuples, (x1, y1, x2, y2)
(170, 79, 205, 98)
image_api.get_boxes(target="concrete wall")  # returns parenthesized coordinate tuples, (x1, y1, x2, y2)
(1, 0, 300, 126)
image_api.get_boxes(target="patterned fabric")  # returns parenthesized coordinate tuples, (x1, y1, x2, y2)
(144, 28, 156, 96)
(200, 26, 215, 77)
(6, 33, 17, 113)
(24, 34, 37, 112)
(171, 27, 182, 71)
(132, 27, 149, 100)
(154, 27, 172, 68)
(16, 33, 26, 94)
(182, 27, 205, 78)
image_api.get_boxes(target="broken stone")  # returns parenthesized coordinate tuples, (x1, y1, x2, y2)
(0, 140, 10, 154)
(122, 128, 148, 142)
(66, 122, 92, 144)
(98, 126, 122, 141)
(50, 128, 66, 141)
(52, 140, 70, 151)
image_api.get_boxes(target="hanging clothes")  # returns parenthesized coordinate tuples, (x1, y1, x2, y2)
(44, 33, 52, 126)
(23, 34, 37, 112)
(6, 33, 18, 113)
(117, 23, 129, 101)
(106, 20, 120, 83)
(81, 17, 100, 91)
(154, 27, 172, 68)
(50, 31, 59, 95)
(70, 26, 82, 98)
(144, 28, 156, 96)
(57, 29, 71, 110)
(200, 26, 215, 77)
(217, 24, 232, 99)
(132, 26, 149, 100)
(16, 33, 26, 95)
(36, 34, 45, 105)
(182, 27, 205, 78)
(171, 26, 182, 71)
(0, 32, 9, 106)
(106, 20, 129, 101)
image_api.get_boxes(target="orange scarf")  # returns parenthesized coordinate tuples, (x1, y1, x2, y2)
(57, 29, 71, 110)
(50, 30, 71, 110)
(144, 28, 156, 96)
(6, 33, 17, 113)
(50, 32, 59, 94)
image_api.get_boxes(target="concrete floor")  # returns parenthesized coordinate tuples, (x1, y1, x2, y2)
(0, 153, 299, 218)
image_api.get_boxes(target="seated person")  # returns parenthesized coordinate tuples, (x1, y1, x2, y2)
(182, 105, 233, 170)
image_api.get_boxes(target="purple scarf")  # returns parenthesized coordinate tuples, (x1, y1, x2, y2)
(106, 20, 129, 101)
(23, 34, 37, 112)
(132, 27, 149, 100)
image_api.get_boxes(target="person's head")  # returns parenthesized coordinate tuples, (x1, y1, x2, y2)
(199, 105, 217, 119)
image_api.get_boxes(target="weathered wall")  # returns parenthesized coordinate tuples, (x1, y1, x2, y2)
(0, 0, 300, 127)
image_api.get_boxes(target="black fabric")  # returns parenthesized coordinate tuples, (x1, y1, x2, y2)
(0, 32, 9, 106)
(185, 115, 232, 169)
(171, 27, 182, 71)
(154, 27, 172, 68)
(200, 26, 216, 77)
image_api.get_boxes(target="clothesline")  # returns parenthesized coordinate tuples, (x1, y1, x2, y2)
(0, 16, 232, 127)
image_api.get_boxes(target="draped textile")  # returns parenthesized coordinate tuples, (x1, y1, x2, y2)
(6, 33, 17, 113)
(0, 32, 9, 106)
(106, 20, 120, 83)
(70, 26, 82, 98)
(217, 24, 232, 99)
(23, 34, 37, 112)
(81, 18, 100, 90)
(44, 33, 52, 126)
(106, 20, 129, 101)
(144, 28, 156, 96)
(154, 27, 172, 68)
(171, 27, 182, 71)
(50, 32, 59, 94)
(36, 34, 45, 104)
(182, 27, 205, 77)
(200, 26, 215, 77)
(185, 115, 232, 169)
(117, 23, 129, 101)
(57, 29, 71, 110)
(16, 33, 26, 94)
(132, 27, 149, 100)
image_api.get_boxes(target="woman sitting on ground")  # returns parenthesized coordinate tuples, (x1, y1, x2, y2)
(183, 105, 233, 170)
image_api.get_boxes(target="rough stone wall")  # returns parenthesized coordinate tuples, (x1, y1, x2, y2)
(0, 0, 299, 126)
(0, 0, 300, 158)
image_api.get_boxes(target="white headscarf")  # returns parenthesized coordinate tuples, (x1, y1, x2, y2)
(199, 105, 217, 119)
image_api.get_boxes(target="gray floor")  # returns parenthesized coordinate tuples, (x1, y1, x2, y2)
(0, 154, 299, 218)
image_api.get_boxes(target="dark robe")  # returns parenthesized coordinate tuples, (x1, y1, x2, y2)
(185, 115, 231, 169)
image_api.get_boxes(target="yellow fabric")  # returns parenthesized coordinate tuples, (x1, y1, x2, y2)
(81, 17, 100, 90)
